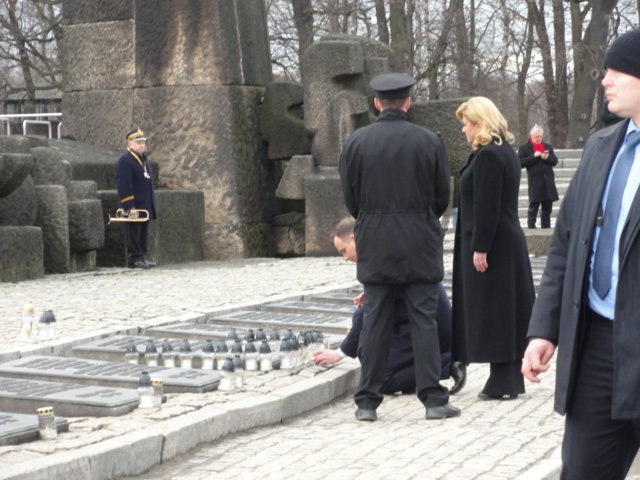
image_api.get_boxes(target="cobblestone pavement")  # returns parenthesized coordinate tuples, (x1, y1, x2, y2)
(119, 361, 564, 480)
(0, 253, 573, 479)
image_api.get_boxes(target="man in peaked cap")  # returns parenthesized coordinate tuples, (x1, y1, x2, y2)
(115, 128, 157, 269)
(338, 73, 459, 422)
(523, 29, 640, 479)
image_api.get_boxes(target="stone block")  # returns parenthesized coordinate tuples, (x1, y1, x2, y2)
(224, 394, 284, 433)
(35, 185, 70, 274)
(259, 82, 310, 160)
(524, 229, 553, 256)
(0, 153, 34, 198)
(70, 250, 97, 272)
(62, 90, 135, 151)
(147, 190, 204, 265)
(276, 376, 331, 420)
(97, 190, 126, 267)
(29, 146, 72, 188)
(62, 0, 133, 24)
(68, 199, 105, 251)
(273, 212, 305, 256)
(0, 175, 38, 226)
(63, 21, 135, 92)
(135, 0, 271, 87)
(0, 135, 48, 154)
(204, 221, 274, 260)
(0, 226, 44, 282)
(69, 180, 98, 200)
(304, 168, 351, 255)
(276, 155, 314, 200)
(410, 98, 471, 204)
(161, 405, 228, 461)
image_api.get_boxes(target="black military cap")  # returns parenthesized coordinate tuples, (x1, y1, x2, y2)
(126, 128, 146, 142)
(369, 73, 416, 99)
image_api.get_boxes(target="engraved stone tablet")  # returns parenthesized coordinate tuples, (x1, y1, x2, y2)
(0, 412, 68, 446)
(0, 377, 138, 417)
(0, 356, 219, 393)
(260, 300, 355, 317)
(208, 310, 351, 333)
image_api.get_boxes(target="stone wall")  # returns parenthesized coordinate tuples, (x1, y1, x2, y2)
(62, 0, 276, 260)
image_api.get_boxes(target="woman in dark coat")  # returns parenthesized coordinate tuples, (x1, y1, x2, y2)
(452, 97, 535, 400)
(517, 125, 559, 229)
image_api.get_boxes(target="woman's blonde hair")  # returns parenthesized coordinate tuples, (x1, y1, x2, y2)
(455, 96, 514, 150)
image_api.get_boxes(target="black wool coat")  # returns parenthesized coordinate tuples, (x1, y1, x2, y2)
(339, 109, 450, 284)
(452, 140, 535, 363)
(528, 119, 640, 418)
(518, 141, 559, 203)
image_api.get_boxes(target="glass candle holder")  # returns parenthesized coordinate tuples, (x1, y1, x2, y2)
(144, 339, 159, 367)
(259, 340, 273, 372)
(137, 371, 154, 409)
(124, 339, 140, 364)
(233, 354, 244, 388)
(151, 378, 163, 409)
(161, 339, 177, 368)
(178, 339, 193, 369)
(37, 406, 57, 440)
(218, 357, 236, 392)
(244, 341, 259, 371)
(201, 339, 215, 370)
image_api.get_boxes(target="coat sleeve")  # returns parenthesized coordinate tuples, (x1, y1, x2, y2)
(338, 141, 359, 218)
(434, 139, 451, 218)
(115, 156, 135, 210)
(339, 307, 363, 358)
(471, 148, 503, 253)
(527, 158, 580, 342)
(518, 143, 538, 168)
(543, 144, 559, 167)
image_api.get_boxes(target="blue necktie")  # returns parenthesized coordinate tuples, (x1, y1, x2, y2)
(593, 130, 640, 298)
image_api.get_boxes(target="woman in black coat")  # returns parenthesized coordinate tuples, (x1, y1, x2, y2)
(452, 97, 535, 400)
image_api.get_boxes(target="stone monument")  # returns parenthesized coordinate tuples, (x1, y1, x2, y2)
(62, 0, 277, 260)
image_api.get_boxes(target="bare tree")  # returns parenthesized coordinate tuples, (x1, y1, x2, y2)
(291, 0, 314, 62)
(0, 0, 62, 111)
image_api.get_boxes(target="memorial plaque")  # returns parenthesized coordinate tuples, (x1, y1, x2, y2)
(0, 377, 139, 417)
(0, 412, 68, 446)
(0, 356, 220, 393)
(143, 324, 245, 342)
(208, 310, 351, 334)
(260, 300, 355, 317)
(307, 291, 358, 306)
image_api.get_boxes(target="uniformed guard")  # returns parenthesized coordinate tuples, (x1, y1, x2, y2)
(338, 73, 460, 422)
(115, 128, 157, 269)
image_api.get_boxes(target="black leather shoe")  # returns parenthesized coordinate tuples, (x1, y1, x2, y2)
(355, 408, 377, 422)
(129, 260, 151, 269)
(143, 259, 157, 268)
(450, 361, 467, 395)
(477, 392, 519, 401)
(425, 403, 461, 420)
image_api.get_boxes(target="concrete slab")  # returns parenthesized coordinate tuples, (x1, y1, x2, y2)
(0, 377, 138, 417)
(0, 356, 219, 393)
(207, 310, 352, 334)
(0, 412, 68, 446)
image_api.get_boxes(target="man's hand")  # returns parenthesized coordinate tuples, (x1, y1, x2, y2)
(353, 292, 364, 308)
(473, 251, 488, 273)
(313, 349, 342, 365)
(521, 338, 556, 383)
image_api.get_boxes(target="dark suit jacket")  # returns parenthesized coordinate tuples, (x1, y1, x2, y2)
(528, 119, 640, 418)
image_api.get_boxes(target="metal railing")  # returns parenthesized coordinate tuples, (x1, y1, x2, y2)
(0, 113, 62, 138)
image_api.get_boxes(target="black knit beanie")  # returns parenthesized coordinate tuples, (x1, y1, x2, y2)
(603, 29, 640, 79)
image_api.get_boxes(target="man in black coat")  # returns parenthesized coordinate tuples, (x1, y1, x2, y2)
(339, 73, 459, 422)
(115, 128, 157, 269)
(314, 217, 467, 395)
(522, 29, 640, 479)
(518, 125, 559, 229)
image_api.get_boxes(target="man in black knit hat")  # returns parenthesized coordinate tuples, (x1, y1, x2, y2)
(523, 29, 640, 479)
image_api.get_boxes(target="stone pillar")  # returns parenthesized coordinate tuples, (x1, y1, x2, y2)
(62, 0, 275, 259)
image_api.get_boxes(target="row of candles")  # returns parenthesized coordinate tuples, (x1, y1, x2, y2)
(125, 328, 326, 372)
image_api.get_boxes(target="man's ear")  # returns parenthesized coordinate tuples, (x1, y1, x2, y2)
(373, 97, 382, 112)
(404, 97, 411, 111)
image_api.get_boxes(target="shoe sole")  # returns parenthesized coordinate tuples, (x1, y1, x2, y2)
(426, 410, 461, 420)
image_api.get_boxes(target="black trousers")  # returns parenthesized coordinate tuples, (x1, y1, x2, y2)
(355, 283, 449, 410)
(528, 200, 553, 228)
(481, 360, 525, 396)
(126, 221, 149, 265)
(561, 310, 640, 480)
